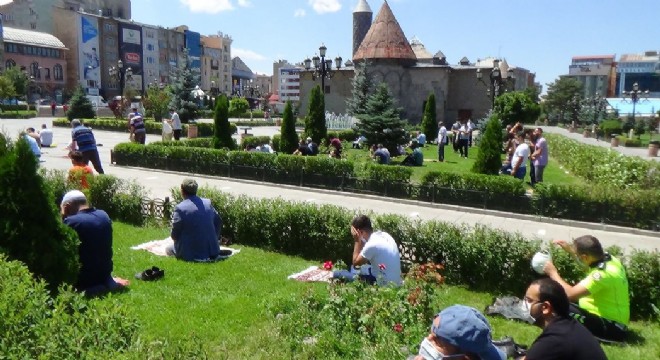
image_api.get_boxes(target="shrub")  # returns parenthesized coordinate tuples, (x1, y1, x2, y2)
(327, 129, 358, 142)
(212, 94, 236, 150)
(272, 134, 281, 152)
(229, 97, 250, 117)
(240, 135, 271, 149)
(52, 118, 235, 137)
(600, 119, 623, 138)
(304, 85, 327, 143)
(0, 135, 80, 290)
(472, 115, 503, 175)
(421, 93, 438, 141)
(623, 138, 642, 147)
(280, 101, 298, 154)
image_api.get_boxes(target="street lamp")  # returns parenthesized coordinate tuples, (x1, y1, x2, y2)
(303, 43, 343, 97)
(108, 60, 133, 101)
(476, 61, 515, 108)
(621, 82, 649, 122)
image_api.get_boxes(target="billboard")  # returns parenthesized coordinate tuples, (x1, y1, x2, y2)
(119, 22, 144, 92)
(184, 30, 201, 72)
(78, 15, 101, 92)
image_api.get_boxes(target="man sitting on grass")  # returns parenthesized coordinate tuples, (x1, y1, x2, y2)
(402, 141, 424, 166)
(166, 179, 222, 262)
(522, 278, 606, 360)
(372, 144, 390, 165)
(412, 305, 505, 360)
(542, 235, 629, 342)
(61, 190, 129, 296)
(332, 214, 402, 286)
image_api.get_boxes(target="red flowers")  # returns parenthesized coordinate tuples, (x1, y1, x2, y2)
(393, 323, 403, 333)
(378, 263, 387, 271)
(323, 261, 333, 270)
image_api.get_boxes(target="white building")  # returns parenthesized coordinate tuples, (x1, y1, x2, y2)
(278, 65, 303, 103)
(142, 25, 160, 89)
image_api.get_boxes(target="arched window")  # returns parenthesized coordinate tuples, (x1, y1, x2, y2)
(30, 62, 39, 79)
(54, 64, 63, 81)
(5, 59, 15, 69)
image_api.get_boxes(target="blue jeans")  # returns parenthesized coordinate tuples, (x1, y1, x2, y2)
(332, 270, 377, 285)
(513, 166, 527, 180)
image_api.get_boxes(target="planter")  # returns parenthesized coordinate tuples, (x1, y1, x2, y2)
(187, 124, 198, 138)
(610, 135, 619, 147)
(568, 126, 575, 133)
(275, 119, 282, 126)
(649, 142, 659, 157)
(583, 130, 590, 138)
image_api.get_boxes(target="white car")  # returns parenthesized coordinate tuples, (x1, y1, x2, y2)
(86, 95, 109, 107)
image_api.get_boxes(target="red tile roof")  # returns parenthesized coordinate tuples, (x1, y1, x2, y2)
(353, 1, 416, 62)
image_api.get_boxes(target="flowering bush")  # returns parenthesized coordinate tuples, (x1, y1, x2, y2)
(274, 263, 444, 359)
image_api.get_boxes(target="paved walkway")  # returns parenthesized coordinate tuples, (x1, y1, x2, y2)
(540, 126, 658, 161)
(2, 118, 658, 253)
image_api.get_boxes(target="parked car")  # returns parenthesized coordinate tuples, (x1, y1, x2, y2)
(86, 95, 109, 107)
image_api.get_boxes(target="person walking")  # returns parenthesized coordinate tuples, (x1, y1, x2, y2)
(169, 108, 182, 141)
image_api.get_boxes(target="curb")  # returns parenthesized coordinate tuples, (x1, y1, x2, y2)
(113, 164, 659, 239)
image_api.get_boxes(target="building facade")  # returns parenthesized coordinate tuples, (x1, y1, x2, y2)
(142, 25, 159, 89)
(565, 55, 616, 98)
(278, 65, 303, 103)
(200, 32, 232, 95)
(2, 26, 68, 103)
(231, 56, 255, 96)
(616, 51, 660, 97)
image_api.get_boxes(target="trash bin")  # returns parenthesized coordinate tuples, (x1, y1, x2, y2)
(610, 134, 619, 147)
(649, 141, 659, 157)
(187, 124, 198, 138)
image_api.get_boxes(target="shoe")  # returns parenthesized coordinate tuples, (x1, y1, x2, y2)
(135, 266, 165, 281)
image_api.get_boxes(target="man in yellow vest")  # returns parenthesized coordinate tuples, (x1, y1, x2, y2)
(543, 235, 629, 341)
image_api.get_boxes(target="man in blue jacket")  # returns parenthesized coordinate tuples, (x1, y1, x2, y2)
(167, 179, 222, 261)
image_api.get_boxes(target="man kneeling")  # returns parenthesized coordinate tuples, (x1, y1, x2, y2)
(61, 190, 128, 296)
(166, 179, 222, 261)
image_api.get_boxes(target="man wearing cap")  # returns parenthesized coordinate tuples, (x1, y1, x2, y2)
(522, 278, 606, 360)
(60, 190, 128, 295)
(543, 235, 629, 341)
(129, 114, 147, 144)
(71, 119, 104, 174)
(166, 179, 222, 262)
(414, 305, 505, 360)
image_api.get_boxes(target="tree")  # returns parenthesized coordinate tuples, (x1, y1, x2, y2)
(143, 85, 171, 121)
(421, 93, 438, 141)
(304, 85, 327, 143)
(0, 74, 16, 100)
(492, 91, 541, 127)
(0, 133, 80, 291)
(212, 94, 235, 149)
(3, 67, 28, 98)
(355, 83, 408, 155)
(346, 60, 372, 116)
(472, 115, 503, 175)
(280, 100, 299, 154)
(229, 97, 250, 118)
(168, 49, 200, 123)
(543, 77, 583, 124)
(67, 86, 95, 120)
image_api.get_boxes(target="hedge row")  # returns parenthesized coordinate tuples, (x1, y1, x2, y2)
(0, 104, 29, 111)
(546, 134, 660, 189)
(52, 118, 237, 137)
(111, 142, 660, 229)
(169, 187, 658, 320)
(0, 112, 37, 119)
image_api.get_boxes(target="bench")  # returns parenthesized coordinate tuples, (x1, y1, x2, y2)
(238, 127, 253, 138)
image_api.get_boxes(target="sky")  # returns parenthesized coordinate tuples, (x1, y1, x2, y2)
(132, 0, 660, 91)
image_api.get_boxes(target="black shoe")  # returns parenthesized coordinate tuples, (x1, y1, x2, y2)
(135, 266, 165, 281)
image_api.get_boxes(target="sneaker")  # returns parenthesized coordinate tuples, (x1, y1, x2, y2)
(135, 266, 165, 281)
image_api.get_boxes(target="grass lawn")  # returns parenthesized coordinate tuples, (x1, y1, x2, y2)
(104, 222, 659, 359)
(344, 142, 580, 185)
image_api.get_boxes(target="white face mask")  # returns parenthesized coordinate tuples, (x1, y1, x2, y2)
(418, 338, 465, 360)
(521, 299, 538, 324)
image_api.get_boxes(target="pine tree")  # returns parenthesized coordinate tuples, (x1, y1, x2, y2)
(168, 49, 200, 123)
(280, 100, 299, 154)
(421, 93, 438, 142)
(356, 83, 408, 155)
(346, 60, 372, 116)
(67, 86, 95, 121)
(304, 85, 327, 143)
(212, 94, 235, 149)
(472, 115, 503, 175)
(0, 133, 80, 291)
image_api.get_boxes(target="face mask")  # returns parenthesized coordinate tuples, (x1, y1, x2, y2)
(521, 299, 538, 324)
(418, 338, 465, 360)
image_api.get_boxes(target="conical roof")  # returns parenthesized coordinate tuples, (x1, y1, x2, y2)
(354, 0, 372, 13)
(353, 1, 416, 62)
(410, 36, 432, 59)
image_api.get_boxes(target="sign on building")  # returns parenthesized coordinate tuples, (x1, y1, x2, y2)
(78, 15, 101, 92)
(119, 22, 144, 92)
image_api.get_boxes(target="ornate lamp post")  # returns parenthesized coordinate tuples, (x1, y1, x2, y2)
(476, 61, 515, 108)
(621, 82, 649, 122)
(108, 60, 133, 100)
(303, 43, 343, 97)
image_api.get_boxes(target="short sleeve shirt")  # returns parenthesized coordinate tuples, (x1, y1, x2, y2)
(511, 143, 530, 167)
(359, 231, 402, 286)
(578, 256, 630, 324)
(533, 137, 548, 166)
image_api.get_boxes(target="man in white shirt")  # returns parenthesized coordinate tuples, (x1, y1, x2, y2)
(510, 132, 530, 180)
(467, 119, 475, 147)
(437, 121, 447, 162)
(332, 215, 402, 286)
(169, 108, 182, 141)
(39, 124, 54, 147)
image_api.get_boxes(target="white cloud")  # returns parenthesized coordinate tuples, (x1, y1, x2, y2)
(179, 0, 234, 14)
(233, 48, 266, 61)
(294, 8, 306, 17)
(308, 0, 341, 14)
(237, 0, 251, 7)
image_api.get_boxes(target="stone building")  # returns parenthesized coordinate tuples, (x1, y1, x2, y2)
(200, 32, 232, 95)
(298, 0, 535, 124)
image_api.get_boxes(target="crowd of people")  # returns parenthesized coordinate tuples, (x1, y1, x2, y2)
(501, 124, 548, 184)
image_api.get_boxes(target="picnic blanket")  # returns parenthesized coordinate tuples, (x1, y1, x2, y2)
(287, 266, 333, 283)
(131, 237, 240, 259)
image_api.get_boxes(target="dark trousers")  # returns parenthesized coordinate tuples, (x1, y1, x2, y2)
(458, 138, 469, 157)
(438, 144, 445, 161)
(173, 129, 182, 141)
(452, 137, 459, 152)
(134, 132, 146, 145)
(569, 304, 627, 341)
(82, 149, 104, 174)
(529, 161, 536, 185)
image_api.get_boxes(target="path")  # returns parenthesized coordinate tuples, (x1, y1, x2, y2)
(2, 118, 658, 253)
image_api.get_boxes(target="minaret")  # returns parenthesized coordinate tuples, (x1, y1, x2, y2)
(353, 0, 373, 58)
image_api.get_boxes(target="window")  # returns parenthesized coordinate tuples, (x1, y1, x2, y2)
(30, 62, 40, 79)
(30, 23, 36, 30)
(44, 68, 51, 80)
(5, 59, 15, 69)
(104, 23, 115, 32)
(105, 37, 116, 47)
(54, 64, 63, 81)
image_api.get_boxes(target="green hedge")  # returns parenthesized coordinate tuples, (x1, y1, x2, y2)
(327, 129, 358, 141)
(0, 104, 29, 111)
(240, 135, 271, 149)
(0, 112, 37, 119)
(174, 187, 660, 320)
(111, 143, 660, 230)
(546, 133, 659, 189)
(52, 118, 237, 137)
